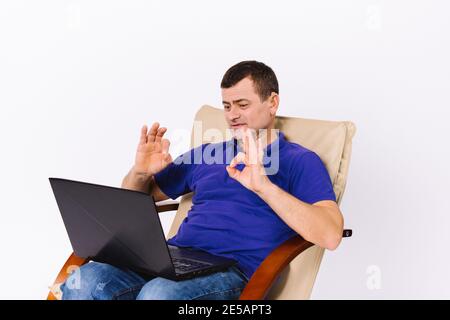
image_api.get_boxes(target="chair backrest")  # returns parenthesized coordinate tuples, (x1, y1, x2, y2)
(167, 105, 356, 299)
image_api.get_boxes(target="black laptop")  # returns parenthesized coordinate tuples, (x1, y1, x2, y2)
(49, 177, 237, 281)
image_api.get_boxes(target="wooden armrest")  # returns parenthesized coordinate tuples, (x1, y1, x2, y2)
(47, 253, 88, 300)
(155, 200, 180, 213)
(239, 235, 313, 300)
(239, 229, 352, 300)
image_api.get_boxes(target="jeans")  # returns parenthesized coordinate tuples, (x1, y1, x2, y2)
(60, 261, 249, 300)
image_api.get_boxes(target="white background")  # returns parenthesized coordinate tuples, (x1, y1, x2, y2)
(1, 0, 449, 299)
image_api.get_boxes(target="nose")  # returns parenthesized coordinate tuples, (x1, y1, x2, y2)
(228, 105, 241, 121)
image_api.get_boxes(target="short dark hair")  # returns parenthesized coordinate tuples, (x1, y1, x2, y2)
(221, 60, 279, 102)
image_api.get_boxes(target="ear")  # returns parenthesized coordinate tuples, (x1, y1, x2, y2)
(269, 92, 279, 116)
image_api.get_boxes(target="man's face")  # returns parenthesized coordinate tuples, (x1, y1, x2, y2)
(221, 77, 278, 140)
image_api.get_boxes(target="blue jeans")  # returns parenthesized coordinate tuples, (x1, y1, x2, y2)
(61, 261, 249, 300)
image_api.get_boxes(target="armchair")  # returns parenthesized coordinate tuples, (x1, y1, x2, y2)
(48, 105, 356, 300)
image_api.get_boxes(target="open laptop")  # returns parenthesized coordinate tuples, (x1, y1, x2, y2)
(49, 177, 237, 281)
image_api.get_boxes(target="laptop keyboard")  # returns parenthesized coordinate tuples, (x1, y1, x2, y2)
(172, 258, 211, 272)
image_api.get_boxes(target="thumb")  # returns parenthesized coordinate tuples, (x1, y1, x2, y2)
(163, 153, 173, 163)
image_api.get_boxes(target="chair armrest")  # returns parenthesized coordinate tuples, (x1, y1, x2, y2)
(239, 235, 313, 300)
(155, 200, 180, 213)
(239, 229, 352, 300)
(47, 253, 88, 300)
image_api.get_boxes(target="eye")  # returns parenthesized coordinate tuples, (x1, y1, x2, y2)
(239, 104, 248, 108)
(224, 105, 230, 111)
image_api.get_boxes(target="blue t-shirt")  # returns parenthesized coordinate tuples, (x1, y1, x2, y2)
(154, 132, 336, 279)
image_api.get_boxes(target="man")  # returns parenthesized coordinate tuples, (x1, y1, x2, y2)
(61, 60, 343, 300)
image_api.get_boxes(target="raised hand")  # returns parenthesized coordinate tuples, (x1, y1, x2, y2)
(133, 122, 173, 177)
(225, 128, 272, 194)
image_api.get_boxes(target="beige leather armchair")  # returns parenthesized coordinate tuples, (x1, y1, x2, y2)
(48, 105, 356, 300)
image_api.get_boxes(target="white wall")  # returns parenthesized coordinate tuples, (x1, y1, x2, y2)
(1, 0, 449, 299)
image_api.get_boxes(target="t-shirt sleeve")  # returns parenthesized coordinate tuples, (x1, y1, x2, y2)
(288, 151, 336, 204)
(153, 147, 198, 200)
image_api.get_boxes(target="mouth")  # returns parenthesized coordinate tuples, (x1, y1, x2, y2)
(231, 123, 246, 129)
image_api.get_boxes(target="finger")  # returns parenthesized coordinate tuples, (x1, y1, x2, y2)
(226, 165, 241, 181)
(147, 122, 160, 143)
(161, 138, 170, 154)
(229, 152, 246, 168)
(246, 129, 258, 165)
(242, 135, 250, 165)
(164, 152, 173, 163)
(155, 127, 167, 143)
(139, 125, 148, 145)
(257, 137, 264, 164)
(243, 129, 249, 156)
